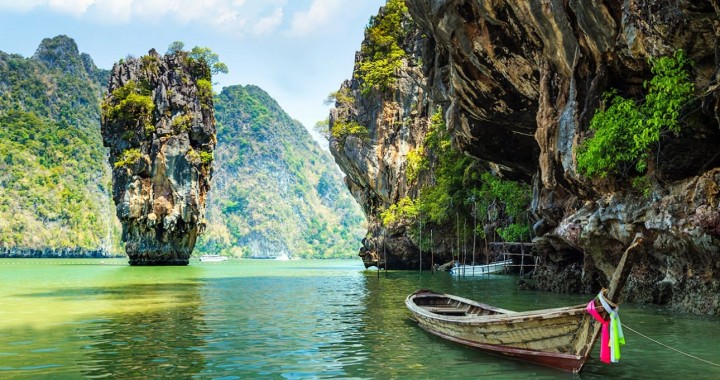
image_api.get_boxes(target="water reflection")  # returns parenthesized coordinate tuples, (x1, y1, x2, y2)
(340, 271, 565, 379)
(76, 283, 208, 379)
(189, 273, 370, 379)
(1, 260, 719, 379)
(0, 261, 210, 378)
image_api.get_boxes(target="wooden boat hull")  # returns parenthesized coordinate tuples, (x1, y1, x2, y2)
(416, 323, 588, 372)
(406, 290, 601, 373)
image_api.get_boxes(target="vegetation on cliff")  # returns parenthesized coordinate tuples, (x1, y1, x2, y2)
(325, 88, 368, 144)
(355, 0, 410, 94)
(197, 85, 365, 259)
(166, 41, 229, 76)
(101, 43, 224, 265)
(577, 50, 694, 180)
(101, 80, 155, 135)
(382, 110, 533, 246)
(0, 36, 117, 252)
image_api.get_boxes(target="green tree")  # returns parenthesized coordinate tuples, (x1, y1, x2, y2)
(166, 42, 229, 75)
(314, 118, 330, 141)
(166, 41, 185, 55)
(189, 46, 229, 75)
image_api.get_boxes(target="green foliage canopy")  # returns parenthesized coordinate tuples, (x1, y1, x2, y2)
(356, 0, 409, 93)
(331, 120, 369, 143)
(382, 108, 533, 243)
(577, 50, 694, 178)
(0, 45, 118, 252)
(381, 196, 418, 227)
(101, 80, 155, 134)
(167, 41, 229, 76)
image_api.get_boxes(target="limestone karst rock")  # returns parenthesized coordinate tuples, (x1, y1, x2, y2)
(404, 0, 720, 314)
(101, 49, 216, 265)
(331, 0, 720, 313)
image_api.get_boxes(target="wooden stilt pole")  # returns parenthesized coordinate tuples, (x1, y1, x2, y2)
(384, 229, 388, 278)
(472, 202, 477, 276)
(419, 217, 422, 274)
(430, 229, 434, 274)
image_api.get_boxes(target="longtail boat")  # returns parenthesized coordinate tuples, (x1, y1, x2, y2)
(405, 235, 645, 373)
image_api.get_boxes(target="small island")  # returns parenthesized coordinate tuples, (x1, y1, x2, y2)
(101, 48, 216, 265)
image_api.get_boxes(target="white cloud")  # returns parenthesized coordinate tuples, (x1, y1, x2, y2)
(252, 7, 283, 36)
(48, 0, 95, 16)
(0, 0, 287, 35)
(290, 0, 343, 37)
(0, 0, 46, 12)
(93, 0, 133, 23)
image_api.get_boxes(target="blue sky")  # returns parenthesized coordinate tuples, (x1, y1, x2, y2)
(0, 0, 385, 144)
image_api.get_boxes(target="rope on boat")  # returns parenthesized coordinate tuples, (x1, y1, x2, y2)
(623, 324, 720, 368)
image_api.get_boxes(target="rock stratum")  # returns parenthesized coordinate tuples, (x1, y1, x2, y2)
(331, 1, 720, 314)
(101, 49, 216, 265)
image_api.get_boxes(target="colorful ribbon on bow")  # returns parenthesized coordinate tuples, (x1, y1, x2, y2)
(586, 291, 625, 364)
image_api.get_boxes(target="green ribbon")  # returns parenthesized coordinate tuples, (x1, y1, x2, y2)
(598, 291, 625, 363)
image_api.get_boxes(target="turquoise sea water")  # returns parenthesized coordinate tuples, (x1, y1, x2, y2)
(0, 258, 718, 379)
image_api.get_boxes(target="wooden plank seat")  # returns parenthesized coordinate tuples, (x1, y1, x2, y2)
(423, 305, 471, 315)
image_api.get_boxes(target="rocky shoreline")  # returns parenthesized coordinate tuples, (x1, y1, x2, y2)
(0, 247, 121, 259)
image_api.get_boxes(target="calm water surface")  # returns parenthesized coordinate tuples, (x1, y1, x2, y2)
(0, 259, 718, 379)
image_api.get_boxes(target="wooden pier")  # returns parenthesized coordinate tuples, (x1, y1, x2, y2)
(488, 242, 538, 275)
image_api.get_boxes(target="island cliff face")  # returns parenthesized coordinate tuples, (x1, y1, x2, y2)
(101, 49, 216, 265)
(330, 14, 431, 270)
(331, 1, 720, 314)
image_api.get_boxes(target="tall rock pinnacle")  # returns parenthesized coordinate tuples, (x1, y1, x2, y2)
(101, 49, 216, 265)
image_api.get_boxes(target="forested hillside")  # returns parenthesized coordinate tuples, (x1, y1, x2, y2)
(0, 36, 364, 259)
(198, 85, 365, 259)
(0, 36, 118, 254)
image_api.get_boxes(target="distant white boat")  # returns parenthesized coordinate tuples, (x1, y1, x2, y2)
(275, 252, 290, 261)
(199, 254, 228, 262)
(450, 259, 513, 276)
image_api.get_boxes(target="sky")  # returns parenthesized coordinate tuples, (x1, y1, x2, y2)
(0, 0, 386, 145)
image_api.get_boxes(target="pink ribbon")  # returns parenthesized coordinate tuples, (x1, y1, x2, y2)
(586, 299, 611, 364)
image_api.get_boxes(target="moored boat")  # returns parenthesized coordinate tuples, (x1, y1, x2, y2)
(449, 259, 513, 276)
(199, 254, 228, 262)
(406, 290, 599, 372)
(406, 235, 646, 373)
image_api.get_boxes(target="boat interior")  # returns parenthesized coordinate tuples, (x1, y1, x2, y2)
(412, 295, 502, 317)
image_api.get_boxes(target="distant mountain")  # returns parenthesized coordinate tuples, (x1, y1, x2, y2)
(197, 85, 365, 259)
(0, 36, 364, 259)
(0, 35, 118, 254)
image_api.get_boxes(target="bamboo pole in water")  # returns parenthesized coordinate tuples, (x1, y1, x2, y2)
(456, 212, 461, 276)
(384, 229, 388, 278)
(419, 217, 422, 273)
(463, 218, 467, 273)
(472, 202, 477, 276)
(430, 229, 434, 274)
(377, 229, 381, 278)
